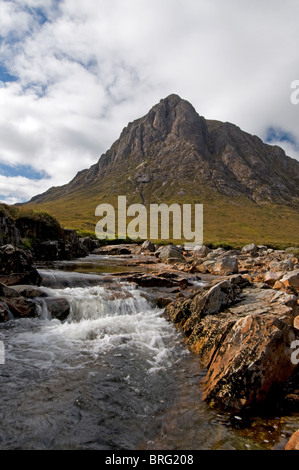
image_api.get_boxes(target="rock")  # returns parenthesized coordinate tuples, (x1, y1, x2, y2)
(9, 285, 48, 298)
(280, 271, 299, 291)
(141, 240, 156, 252)
(0, 244, 15, 254)
(0, 214, 21, 246)
(94, 244, 135, 255)
(0, 247, 41, 286)
(156, 245, 186, 264)
(6, 297, 37, 319)
(33, 240, 60, 260)
(202, 314, 299, 411)
(210, 256, 239, 275)
(166, 276, 299, 412)
(0, 282, 21, 298)
(0, 300, 13, 322)
(193, 245, 212, 258)
(79, 237, 99, 252)
(157, 296, 173, 308)
(44, 297, 70, 321)
(294, 316, 299, 330)
(60, 229, 88, 260)
(269, 260, 294, 272)
(242, 243, 258, 253)
(206, 247, 226, 259)
(124, 272, 190, 289)
(285, 430, 299, 450)
(264, 271, 284, 286)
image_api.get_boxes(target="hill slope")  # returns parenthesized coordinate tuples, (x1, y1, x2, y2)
(24, 94, 299, 246)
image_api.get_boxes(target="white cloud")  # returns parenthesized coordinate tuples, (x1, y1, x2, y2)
(0, 0, 299, 203)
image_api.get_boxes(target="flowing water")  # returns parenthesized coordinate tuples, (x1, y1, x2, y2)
(0, 255, 298, 450)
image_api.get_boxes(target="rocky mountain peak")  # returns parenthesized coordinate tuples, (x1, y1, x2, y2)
(27, 94, 299, 214)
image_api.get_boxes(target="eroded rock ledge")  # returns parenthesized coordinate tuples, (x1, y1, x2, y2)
(165, 274, 299, 413)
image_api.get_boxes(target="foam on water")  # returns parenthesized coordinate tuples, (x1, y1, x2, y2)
(9, 282, 178, 374)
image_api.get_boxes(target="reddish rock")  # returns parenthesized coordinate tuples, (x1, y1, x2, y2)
(285, 430, 299, 450)
(280, 271, 299, 291)
(6, 297, 36, 319)
(202, 314, 299, 411)
(166, 276, 299, 412)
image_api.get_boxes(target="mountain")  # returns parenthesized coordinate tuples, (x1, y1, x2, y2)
(24, 94, 299, 246)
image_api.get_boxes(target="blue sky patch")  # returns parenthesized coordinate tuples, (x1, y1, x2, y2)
(0, 163, 49, 180)
(266, 127, 298, 149)
(0, 64, 17, 84)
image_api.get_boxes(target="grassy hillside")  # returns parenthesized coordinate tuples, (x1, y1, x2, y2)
(24, 185, 299, 248)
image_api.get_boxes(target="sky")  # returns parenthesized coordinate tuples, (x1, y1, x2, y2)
(0, 0, 298, 205)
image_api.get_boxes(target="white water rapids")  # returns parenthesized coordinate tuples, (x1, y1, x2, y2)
(0, 266, 296, 450)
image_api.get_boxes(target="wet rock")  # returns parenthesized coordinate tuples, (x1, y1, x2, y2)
(94, 244, 135, 255)
(6, 297, 37, 319)
(0, 300, 13, 322)
(202, 314, 299, 411)
(9, 285, 48, 298)
(165, 276, 299, 412)
(285, 430, 299, 450)
(125, 272, 190, 289)
(44, 297, 70, 321)
(269, 260, 294, 272)
(157, 296, 173, 308)
(60, 229, 88, 260)
(206, 247, 226, 259)
(0, 281, 21, 298)
(79, 237, 99, 253)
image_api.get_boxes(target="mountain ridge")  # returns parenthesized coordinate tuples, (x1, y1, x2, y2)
(24, 94, 299, 245)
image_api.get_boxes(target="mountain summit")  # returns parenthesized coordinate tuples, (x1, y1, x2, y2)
(26, 94, 299, 245)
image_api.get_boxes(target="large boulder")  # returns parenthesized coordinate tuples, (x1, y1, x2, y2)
(44, 297, 70, 321)
(202, 314, 299, 411)
(0, 300, 13, 322)
(156, 245, 186, 264)
(0, 246, 41, 286)
(165, 277, 299, 412)
(5, 297, 36, 319)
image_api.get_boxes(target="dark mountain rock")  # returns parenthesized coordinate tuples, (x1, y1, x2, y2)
(28, 94, 299, 207)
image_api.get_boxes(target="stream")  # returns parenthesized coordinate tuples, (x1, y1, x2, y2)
(0, 254, 298, 450)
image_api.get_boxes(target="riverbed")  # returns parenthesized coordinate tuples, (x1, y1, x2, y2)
(0, 254, 297, 450)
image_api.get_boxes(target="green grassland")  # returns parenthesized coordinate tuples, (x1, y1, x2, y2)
(23, 182, 299, 248)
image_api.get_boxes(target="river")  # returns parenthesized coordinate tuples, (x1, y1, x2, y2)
(0, 254, 297, 450)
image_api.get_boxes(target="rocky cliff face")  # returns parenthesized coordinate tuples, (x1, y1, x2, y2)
(29, 94, 299, 206)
